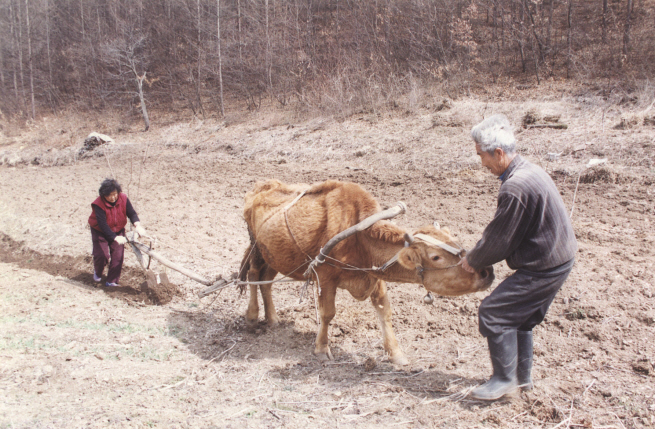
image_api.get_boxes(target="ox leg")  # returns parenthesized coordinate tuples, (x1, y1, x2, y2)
(314, 285, 337, 361)
(370, 280, 409, 366)
(260, 266, 280, 326)
(245, 284, 260, 328)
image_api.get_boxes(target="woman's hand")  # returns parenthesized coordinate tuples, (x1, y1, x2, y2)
(114, 236, 128, 245)
(134, 222, 147, 237)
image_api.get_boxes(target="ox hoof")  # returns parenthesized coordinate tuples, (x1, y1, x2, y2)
(245, 319, 259, 331)
(314, 348, 334, 361)
(265, 317, 280, 327)
(389, 352, 409, 366)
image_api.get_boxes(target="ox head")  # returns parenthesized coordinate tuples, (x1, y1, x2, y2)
(396, 225, 494, 296)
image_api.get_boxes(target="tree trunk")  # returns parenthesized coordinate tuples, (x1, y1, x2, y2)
(266, 0, 273, 97)
(217, 0, 225, 117)
(17, 0, 26, 113)
(9, 0, 19, 101)
(567, 0, 573, 78)
(0, 35, 4, 88)
(45, 0, 53, 86)
(518, 0, 527, 73)
(531, 36, 541, 84)
(622, 0, 633, 56)
(524, 0, 545, 63)
(80, 0, 85, 40)
(136, 73, 150, 131)
(602, 0, 608, 44)
(237, 0, 243, 65)
(196, 0, 205, 118)
(547, 0, 555, 53)
(25, 0, 35, 119)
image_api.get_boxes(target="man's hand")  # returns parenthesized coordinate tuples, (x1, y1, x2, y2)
(134, 222, 147, 237)
(458, 256, 476, 273)
(114, 236, 128, 245)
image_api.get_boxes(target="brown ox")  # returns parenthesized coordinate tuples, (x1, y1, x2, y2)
(240, 179, 494, 365)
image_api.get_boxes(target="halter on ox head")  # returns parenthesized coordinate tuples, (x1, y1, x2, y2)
(396, 223, 494, 296)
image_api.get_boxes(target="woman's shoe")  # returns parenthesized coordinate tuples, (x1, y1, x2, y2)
(105, 282, 119, 287)
(93, 272, 102, 282)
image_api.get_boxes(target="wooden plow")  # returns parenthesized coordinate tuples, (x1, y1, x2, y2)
(126, 232, 235, 294)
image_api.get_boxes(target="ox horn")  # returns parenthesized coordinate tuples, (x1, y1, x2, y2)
(433, 221, 440, 230)
(404, 232, 414, 244)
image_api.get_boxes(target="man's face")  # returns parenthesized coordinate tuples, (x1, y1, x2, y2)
(475, 144, 504, 177)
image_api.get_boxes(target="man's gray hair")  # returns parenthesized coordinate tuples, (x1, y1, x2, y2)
(471, 114, 516, 154)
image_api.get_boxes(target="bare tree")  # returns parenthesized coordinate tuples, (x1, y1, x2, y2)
(44, 0, 52, 85)
(601, 0, 608, 44)
(196, 0, 205, 118)
(25, 0, 34, 118)
(566, 0, 573, 77)
(217, 0, 225, 117)
(622, 0, 633, 56)
(15, 0, 26, 112)
(104, 35, 151, 131)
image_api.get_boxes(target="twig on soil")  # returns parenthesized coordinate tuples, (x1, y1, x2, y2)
(258, 371, 267, 388)
(582, 379, 596, 400)
(570, 170, 582, 218)
(158, 372, 194, 391)
(313, 402, 352, 411)
(204, 340, 237, 366)
(511, 411, 528, 420)
(422, 385, 475, 404)
(609, 411, 627, 429)
(552, 398, 575, 429)
(267, 409, 282, 420)
(551, 417, 572, 429)
(227, 407, 254, 419)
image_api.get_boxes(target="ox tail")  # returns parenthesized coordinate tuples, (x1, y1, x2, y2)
(238, 228, 266, 295)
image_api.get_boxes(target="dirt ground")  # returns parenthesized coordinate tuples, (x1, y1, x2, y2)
(1, 87, 655, 428)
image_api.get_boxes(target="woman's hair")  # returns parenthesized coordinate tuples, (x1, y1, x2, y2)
(99, 178, 122, 196)
(471, 114, 516, 154)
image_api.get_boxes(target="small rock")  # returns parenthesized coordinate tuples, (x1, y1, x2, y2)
(632, 360, 652, 376)
(363, 357, 377, 372)
(354, 145, 372, 157)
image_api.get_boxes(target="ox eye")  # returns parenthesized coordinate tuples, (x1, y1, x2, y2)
(431, 255, 440, 261)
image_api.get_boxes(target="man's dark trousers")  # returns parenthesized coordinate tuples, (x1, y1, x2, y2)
(479, 259, 575, 337)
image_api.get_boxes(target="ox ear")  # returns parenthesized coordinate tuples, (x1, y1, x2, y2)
(398, 247, 421, 270)
(433, 221, 440, 230)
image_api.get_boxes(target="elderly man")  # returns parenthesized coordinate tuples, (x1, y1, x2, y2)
(460, 114, 577, 401)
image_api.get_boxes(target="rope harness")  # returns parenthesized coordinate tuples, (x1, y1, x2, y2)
(200, 193, 466, 307)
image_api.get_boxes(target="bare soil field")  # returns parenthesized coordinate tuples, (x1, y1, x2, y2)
(1, 87, 655, 428)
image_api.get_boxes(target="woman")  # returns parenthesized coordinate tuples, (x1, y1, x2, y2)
(88, 178, 147, 287)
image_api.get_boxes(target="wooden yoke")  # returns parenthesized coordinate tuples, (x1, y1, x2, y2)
(303, 202, 407, 279)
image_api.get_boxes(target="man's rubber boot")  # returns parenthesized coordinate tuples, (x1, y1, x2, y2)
(470, 330, 518, 401)
(517, 330, 534, 390)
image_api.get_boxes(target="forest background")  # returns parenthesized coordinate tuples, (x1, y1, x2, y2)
(1, 0, 654, 126)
